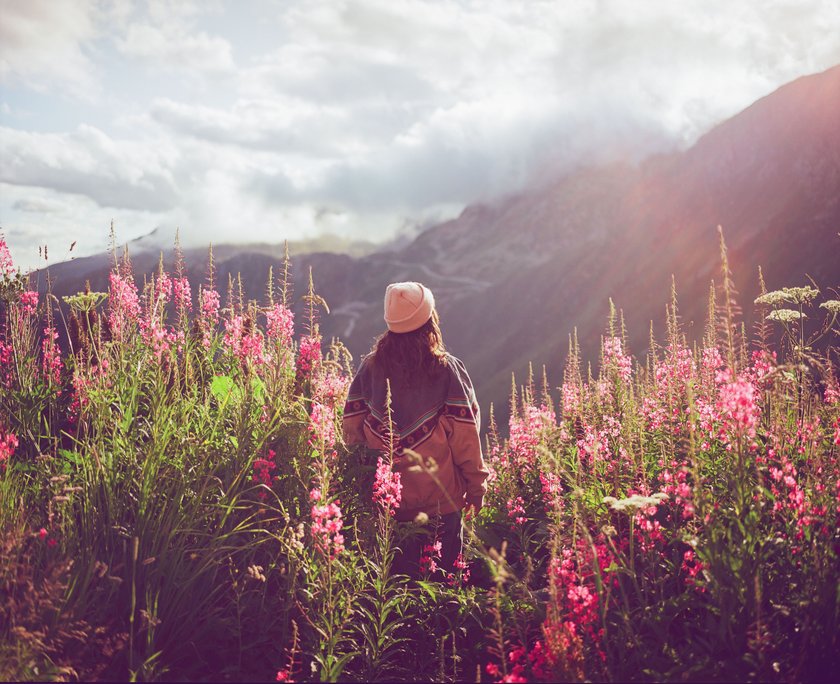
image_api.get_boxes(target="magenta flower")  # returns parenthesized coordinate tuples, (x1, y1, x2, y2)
(0, 430, 19, 471)
(372, 456, 402, 516)
(716, 371, 759, 439)
(602, 336, 632, 383)
(0, 235, 16, 278)
(266, 303, 294, 343)
(20, 290, 39, 315)
(297, 335, 321, 375)
(310, 495, 345, 558)
(173, 276, 192, 314)
(308, 401, 336, 450)
(41, 325, 63, 385)
(108, 271, 141, 340)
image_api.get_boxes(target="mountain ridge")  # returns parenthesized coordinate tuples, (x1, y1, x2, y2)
(33, 65, 840, 425)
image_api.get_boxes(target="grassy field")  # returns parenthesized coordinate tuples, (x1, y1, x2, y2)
(1, 233, 838, 682)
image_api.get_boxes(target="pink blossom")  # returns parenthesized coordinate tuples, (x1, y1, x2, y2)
(252, 449, 277, 500)
(602, 336, 632, 383)
(41, 325, 63, 385)
(108, 271, 141, 340)
(224, 315, 269, 366)
(310, 498, 345, 558)
(173, 276, 192, 313)
(419, 540, 442, 574)
(297, 335, 321, 375)
(266, 303, 294, 343)
(308, 401, 336, 450)
(0, 431, 19, 471)
(0, 235, 16, 278)
(199, 287, 220, 347)
(372, 457, 402, 516)
(20, 290, 38, 315)
(716, 371, 760, 440)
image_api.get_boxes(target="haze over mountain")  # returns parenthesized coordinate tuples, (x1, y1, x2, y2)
(34, 65, 840, 423)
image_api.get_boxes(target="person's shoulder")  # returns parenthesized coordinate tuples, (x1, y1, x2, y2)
(444, 352, 468, 373)
(443, 353, 473, 385)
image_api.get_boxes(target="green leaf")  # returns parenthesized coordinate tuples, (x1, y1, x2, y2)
(210, 375, 241, 403)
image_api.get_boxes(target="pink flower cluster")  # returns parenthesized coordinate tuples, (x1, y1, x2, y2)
(20, 290, 38, 315)
(199, 287, 221, 347)
(308, 401, 337, 451)
(108, 271, 141, 340)
(0, 430, 18, 472)
(602, 336, 632, 383)
(41, 325, 63, 385)
(372, 456, 401, 516)
(419, 539, 442, 574)
(173, 276, 192, 314)
(252, 449, 277, 500)
(224, 315, 269, 366)
(715, 370, 760, 440)
(310, 489, 345, 559)
(266, 303, 294, 343)
(297, 335, 321, 375)
(507, 495, 526, 525)
(508, 404, 554, 466)
(0, 340, 14, 387)
(0, 236, 15, 278)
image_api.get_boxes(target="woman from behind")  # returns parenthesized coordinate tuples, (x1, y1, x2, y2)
(342, 281, 488, 577)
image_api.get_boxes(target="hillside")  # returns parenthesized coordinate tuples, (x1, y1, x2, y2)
(34, 65, 840, 424)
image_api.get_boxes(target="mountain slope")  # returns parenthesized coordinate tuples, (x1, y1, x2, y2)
(35, 65, 840, 424)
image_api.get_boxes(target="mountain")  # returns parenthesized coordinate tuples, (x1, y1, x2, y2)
(33, 65, 840, 425)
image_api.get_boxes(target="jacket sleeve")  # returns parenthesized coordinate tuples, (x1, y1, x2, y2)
(444, 357, 489, 509)
(342, 361, 369, 446)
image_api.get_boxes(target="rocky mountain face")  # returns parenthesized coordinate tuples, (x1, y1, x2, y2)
(34, 65, 840, 424)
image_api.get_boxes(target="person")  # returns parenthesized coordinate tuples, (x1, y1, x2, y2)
(342, 281, 488, 577)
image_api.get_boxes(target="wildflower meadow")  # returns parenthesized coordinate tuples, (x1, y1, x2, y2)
(0, 229, 838, 682)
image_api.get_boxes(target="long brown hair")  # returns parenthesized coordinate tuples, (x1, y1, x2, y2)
(371, 309, 447, 380)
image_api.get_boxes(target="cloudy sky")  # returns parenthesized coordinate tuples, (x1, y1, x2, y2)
(1, 0, 839, 270)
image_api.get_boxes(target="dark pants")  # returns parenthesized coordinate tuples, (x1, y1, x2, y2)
(393, 511, 463, 579)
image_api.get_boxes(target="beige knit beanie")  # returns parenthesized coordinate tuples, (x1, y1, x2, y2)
(383, 282, 435, 333)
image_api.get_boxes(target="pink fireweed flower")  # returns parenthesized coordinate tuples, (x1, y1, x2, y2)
(561, 381, 582, 417)
(173, 276, 192, 313)
(297, 335, 321, 375)
(0, 431, 19, 471)
(507, 495, 526, 525)
(224, 315, 269, 366)
(508, 404, 555, 466)
(716, 371, 760, 440)
(310, 497, 345, 558)
(0, 235, 16, 278)
(0, 340, 14, 388)
(602, 336, 632, 383)
(108, 271, 141, 340)
(373, 456, 402, 516)
(308, 401, 336, 450)
(252, 449, 277, 500)
(153, 270, 173, 305)
(266, 303, 294, 343)
(41, 325, 63, 385)
(20, 290, 39, 315)
(419, 540, 442, 574)
(198, 287, 221, 347)
(312, 368, 350, 407)
(141, 316, 177, 361)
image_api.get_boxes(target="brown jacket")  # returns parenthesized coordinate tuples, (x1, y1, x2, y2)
(342, 353, 488, 521)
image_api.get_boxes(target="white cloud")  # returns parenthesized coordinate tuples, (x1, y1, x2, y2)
(1, 0, 839, 263)
(0, 0, 102, 98)
(0, 124, 179, 210)
(117, 22, 234, 72)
